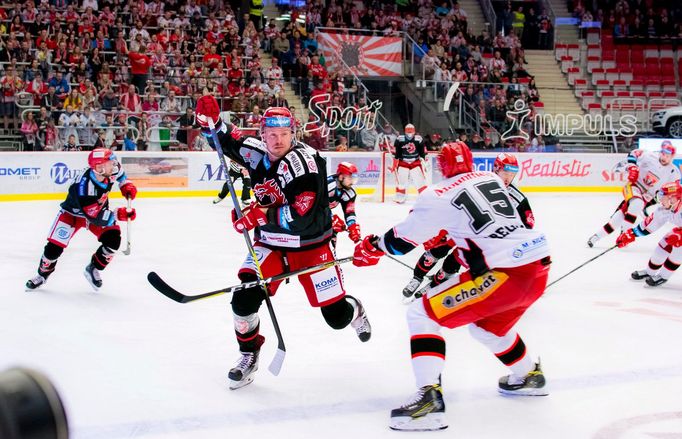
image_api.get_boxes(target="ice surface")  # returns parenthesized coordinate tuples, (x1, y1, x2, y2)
(1, 193, 681, 439)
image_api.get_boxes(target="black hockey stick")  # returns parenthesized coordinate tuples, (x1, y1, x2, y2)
(148, 256, 353, 303)
(208, 120, 286, 376)
(546, 245, 617, 289)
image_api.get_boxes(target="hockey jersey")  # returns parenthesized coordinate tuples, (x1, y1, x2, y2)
(632, 206, 682, 237)
(214, 126, 333, 250)
(627, 151, 681, 201)
(60, 164, 129, 227)
(507, 183, 535, 229)
(393, 134, 426, 162)
(378, 171, 550, 276)
(327, 174, 357, 226)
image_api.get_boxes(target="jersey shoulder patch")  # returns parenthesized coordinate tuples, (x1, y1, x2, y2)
(414, 134, 423, 142)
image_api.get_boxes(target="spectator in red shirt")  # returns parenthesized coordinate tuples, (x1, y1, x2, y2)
(203, 45, 223, 72)
(308, 55, 328, 81)
(128, 44, 152, 94)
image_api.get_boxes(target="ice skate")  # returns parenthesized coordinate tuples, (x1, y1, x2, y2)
(645, 275, 668, 287)
(631, 270, 650, 280)
(587, 234, 599, 248)
(347, 295, 371, 342)
(498, 361, 548, 396)
(228, 350, 260, 390)
(83, 264, 102, 291)
(212, 196, 224, 204)
(402, 276, 423, 298)
(25, 274, 47, 291)
(389, 384, 447, 431)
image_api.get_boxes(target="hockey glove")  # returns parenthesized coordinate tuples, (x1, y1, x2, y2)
(348, 223, 361, 243)
(332, 214, 346, 233)
(616, 229, 636, 248)
(195, 95, 222, 133)
(116, 207, 137, 221)
(627, 165, 639, 184)
(353, 234, 385, 267)
(232, 204, 268, 233)
(120, 182, 137, 200)
(665, 227, 682, 248)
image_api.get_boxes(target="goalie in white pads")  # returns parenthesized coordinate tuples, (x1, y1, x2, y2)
(615, 181, 682, 286)
(588, 141, 679, 247)
(352, 141, 552, 431)
(392, 124, 427, 203)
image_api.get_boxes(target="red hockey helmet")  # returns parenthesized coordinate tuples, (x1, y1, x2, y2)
(661, 140, 676, 156)
(438, 141, 473, 178)
(404, 123, 416, 138)
(88, 148, 113, 169)
(261, 107, 295, 134)
(337, 161, 358, 176)
(657, 181, 682, 212)
(493, 153, 519, 173)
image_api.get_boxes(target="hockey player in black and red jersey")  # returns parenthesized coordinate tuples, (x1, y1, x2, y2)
(393, 123, 427, 203)
(25, 148, 137, 291)
(352, 141, 551, 431)
(616, 181, 682, 286)
(329, 161, 361, 248)
(195, 95, 372, 390)
(402, 152, 535, 299)
(588, 141, 680, 247)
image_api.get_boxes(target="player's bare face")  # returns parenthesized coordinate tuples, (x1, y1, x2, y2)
(263, 127, 293, 161)
(659, 153, 672, 166)
(497, 170, 517, 187)
(339, 174, 356, 188)
(95, 161, 115, 180)
(660, 194, 680, 211)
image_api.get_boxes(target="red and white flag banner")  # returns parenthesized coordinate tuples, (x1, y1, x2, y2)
(317, 33, 402, 77)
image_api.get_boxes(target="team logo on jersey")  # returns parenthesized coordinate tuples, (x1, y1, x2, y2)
(405, 142, 416, 154)
(277, 161, 293, 185)
(253, 179, 285, 205)
(643, 171, 660, 187)
(293, 191, 316, 216)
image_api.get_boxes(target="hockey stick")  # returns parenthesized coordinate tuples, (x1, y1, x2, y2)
(147, 256, 353, 303)
(386, 253, 414, 271)
(208, 120, 286, 377)
(546, 245, 617, 289)
(122, 197, 132, 256)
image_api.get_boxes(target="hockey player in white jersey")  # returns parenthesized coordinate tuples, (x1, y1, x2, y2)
(616, 181, 682, 286)
(392, 123, 427, 203)
(352, 141, 552, 431)
(588, 141, 679, 247)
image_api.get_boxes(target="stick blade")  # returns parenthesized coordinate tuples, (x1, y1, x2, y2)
(123, 246, 131, 256)
(268, 348, 286, 376)
(147, 272, 189, 303)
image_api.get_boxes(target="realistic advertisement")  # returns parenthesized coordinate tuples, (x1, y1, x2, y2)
(0, 152, 655, 201)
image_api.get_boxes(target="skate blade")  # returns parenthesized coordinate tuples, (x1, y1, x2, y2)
(498, 387, 549, 396)
(402, 295, 416, 305)
(83, 270, 100, 292)
(389, 414, 448, 431)
(229, 375, 255, 390)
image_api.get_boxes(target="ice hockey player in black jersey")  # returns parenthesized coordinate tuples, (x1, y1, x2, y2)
(25, 148, 137, 292)
(393, 124, 427, 203)
(195, 95, 372, 390)
(402, 152, 535, 299)
(328, 161, 361, 248)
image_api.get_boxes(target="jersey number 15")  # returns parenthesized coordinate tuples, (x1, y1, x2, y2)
(452, 181, 516, 233)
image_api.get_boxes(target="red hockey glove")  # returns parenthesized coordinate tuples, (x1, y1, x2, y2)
(120, 182, 137, 200)
(232, 204, 268, 233)
(332, 214, 346, 233)
(348, 223, 361, 243)
(195, 95, 221, 131)
(665, 227, 682, 248)
(353, 235, 385, 267)
(627, 165, 639, 184)
(116, 207, 137, 221)
(616, 229, 636, 248)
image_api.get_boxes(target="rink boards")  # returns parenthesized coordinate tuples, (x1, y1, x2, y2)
(1, 151, 681, 201)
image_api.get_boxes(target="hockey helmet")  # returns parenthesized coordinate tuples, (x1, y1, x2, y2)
(661, 140, 676, 156)
(404, 123, 416, 138)
(261, 107, 295, 133)
(337, 161, 358, 187)
(88, 148, 113, 169)
(493, 153, 519, 173)
(438, 141, 473, 178)
(657, 181, 682, 213)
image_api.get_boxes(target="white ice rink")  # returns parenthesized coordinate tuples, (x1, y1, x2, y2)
(2, 193, 682, 439)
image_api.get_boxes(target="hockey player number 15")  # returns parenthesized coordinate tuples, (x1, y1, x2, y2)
(452, 181, 516, 233)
